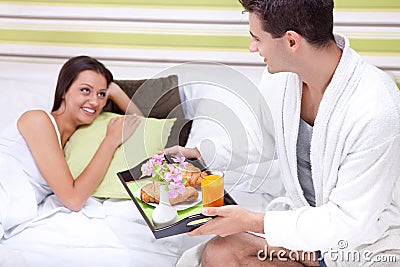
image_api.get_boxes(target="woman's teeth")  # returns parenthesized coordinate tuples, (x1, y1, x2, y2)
(82, 107, 95, 114)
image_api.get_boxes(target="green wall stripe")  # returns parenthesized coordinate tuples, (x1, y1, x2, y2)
(349, 38, 400, 54)
(1, 0, 400, 11)
(0, 0, 242, 9)
(1, 29, 400, 54)
(334, 0, 400, 11)
(0, 29, 248, 51)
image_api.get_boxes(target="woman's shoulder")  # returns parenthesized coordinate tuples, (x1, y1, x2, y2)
(18, 110, 53, 130)
(19, 109, 50, 120)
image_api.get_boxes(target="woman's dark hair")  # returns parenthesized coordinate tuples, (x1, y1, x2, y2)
(239, 0, 335, 48)
(51, 56, 113, 112)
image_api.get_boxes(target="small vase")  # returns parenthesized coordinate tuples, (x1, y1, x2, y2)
(152, 183, 178, 227)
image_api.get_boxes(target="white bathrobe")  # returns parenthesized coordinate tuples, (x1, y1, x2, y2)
(260, 34, 400, 266)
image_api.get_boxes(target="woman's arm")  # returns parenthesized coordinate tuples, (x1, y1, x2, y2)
(107, 82, 143, 116)
(17, 110, 140, 211)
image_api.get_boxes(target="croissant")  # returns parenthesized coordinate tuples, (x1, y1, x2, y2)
(182, 163, 208, 187)
(140, 182, 199, 205)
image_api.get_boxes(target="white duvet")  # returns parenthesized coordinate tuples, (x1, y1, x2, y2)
(0, 194, 210, 267)
(0, 174, 277, 267)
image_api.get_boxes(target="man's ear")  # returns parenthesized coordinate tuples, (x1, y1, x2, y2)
(285, 30, 301, 50)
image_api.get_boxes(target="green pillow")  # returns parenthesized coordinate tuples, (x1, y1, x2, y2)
(64, 112, 176, 199)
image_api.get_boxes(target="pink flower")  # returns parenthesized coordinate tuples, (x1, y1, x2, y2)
(141, 161, 154, 176)
(163, 164, 182, 183)
(168, 181, 186, 199)
(141, 154, 187, 198)
(152, 154, 165, 166)
(172, 156, 189, 169)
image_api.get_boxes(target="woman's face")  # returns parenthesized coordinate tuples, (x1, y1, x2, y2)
(62, 70, 108, 125)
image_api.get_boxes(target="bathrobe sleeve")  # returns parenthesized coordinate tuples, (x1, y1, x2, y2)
(263, 133, 400, 251)
(262, 69, 400, 250)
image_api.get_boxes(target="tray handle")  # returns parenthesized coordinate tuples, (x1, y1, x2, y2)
(154, 213, 215, 239)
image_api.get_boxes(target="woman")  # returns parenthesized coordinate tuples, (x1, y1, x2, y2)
(0, 56, 141, 238)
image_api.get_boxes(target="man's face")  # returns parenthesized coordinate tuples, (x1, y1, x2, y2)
(248, 13, 289, 74)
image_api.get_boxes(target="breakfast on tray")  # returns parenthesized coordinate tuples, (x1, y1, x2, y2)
(182, 163, 208, 187)
(140, 182, 199, 205)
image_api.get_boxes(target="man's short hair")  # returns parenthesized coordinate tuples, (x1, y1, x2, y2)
(239, 0, 335, 48)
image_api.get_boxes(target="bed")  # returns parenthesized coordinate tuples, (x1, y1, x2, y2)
(0, 63, 283, 267)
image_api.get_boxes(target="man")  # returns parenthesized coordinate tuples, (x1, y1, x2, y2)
(166, 0, 400, 266)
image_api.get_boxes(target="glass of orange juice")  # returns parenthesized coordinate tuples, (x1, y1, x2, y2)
(201, 171, 224, 207)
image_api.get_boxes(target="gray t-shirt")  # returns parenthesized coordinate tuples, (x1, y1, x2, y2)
(296, 118, 316, 207)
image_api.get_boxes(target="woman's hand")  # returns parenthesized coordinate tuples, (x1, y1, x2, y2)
(107, 82, 143, 116)
(106, 82, 120, 102)
(161, 145, 201, 159)
(106, 115, 141, 147)
(188, 205, 265, 237)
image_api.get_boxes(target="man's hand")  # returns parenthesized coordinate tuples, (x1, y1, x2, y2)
(188, 205, 265, 237)
(161, 145, 201, 159)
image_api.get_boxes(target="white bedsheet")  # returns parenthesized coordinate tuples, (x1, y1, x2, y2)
(0, 157, 278, 266)
(0, 174, 275, 267)
(0, 195, 211, 267)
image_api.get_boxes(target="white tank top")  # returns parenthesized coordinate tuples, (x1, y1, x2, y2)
(0, 111, 61, 204)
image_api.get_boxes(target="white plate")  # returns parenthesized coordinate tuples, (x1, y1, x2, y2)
(133, 182, 202, 211)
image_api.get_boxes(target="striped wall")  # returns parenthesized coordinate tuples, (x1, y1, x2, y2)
(0, 0, 399, 87)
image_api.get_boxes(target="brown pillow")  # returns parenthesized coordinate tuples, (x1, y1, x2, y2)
(102, 75, 192, 147)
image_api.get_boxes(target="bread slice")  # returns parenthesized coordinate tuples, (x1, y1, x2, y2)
(140, 182, 198, 205)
